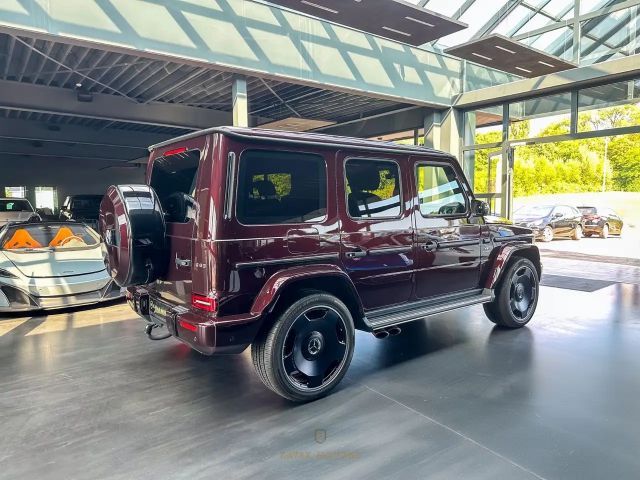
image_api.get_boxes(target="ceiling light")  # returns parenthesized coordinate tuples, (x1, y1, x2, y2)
(471, 52, 492, 61)
(300, 1, 338, 14)
(538, 60, 555, 68)
(382, 26, 412, 37)
(75, 82, 83, 88)
(495, 45, 516, 54)
(405, 16, 434, 27)
(515, 66, 532, 73)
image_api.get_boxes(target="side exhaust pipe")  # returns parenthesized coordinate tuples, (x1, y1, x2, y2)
(387, 326, 402, 336)
(373, 329, 389, 339)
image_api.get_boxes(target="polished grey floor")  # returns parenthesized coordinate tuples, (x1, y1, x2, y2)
(1, 257, 640, 479)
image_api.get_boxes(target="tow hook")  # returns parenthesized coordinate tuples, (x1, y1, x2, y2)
(145, 322, 171, 341)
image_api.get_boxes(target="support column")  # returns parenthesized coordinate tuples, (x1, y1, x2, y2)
(232, 77, 248, 127)
(424, 108, 463, 160)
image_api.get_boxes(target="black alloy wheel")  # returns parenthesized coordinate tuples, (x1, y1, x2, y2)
(251, 292, 355, 402)
(281, 305, 349, 391)
(508, 264, 537, 321)
(484, 257, 539, 328)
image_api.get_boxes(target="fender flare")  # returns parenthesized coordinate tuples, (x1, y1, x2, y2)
(484, 243, 542, 290)
(249, 263, 363, 318)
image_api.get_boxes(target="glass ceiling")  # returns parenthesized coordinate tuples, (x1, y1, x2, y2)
(403, 0, 640, 66)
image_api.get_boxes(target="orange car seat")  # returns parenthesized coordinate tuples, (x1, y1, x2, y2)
(3, 229, 43, 249)
(48, 227, 75, 247)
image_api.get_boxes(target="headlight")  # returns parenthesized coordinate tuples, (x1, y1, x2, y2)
(0, 268, 18, 279)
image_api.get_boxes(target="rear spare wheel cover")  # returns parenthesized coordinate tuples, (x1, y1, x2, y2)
(99, 185, 167, 287)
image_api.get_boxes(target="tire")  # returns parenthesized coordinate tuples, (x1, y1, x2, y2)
(600, 224, 609, 239)
(483, 257, 539, 328)
(251, 292, 355, 402)
(541, 226, 554, 242)
(572, 224, 583, 240)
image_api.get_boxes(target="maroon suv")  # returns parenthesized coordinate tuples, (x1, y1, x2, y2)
(100, 127, 541, 402)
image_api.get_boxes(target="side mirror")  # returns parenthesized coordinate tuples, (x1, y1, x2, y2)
(471, 199, 490, 216)
(554, 212, 562, 218)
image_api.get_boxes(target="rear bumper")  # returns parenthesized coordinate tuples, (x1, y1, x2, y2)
(583, 224, 603, 233)
(127, 288, 262, 355)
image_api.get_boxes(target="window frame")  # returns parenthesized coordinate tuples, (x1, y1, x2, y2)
(234, 148, 329, 227)
(343, 156, 404, 221)
(414, 161, 470, 219)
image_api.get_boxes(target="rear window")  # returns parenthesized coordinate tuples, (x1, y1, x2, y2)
(0, 199, 32, 212)
(578, 207, 597, 215)
(70, 197, 102, 210)
(1, 223, 99, 251)
(150, 150, 200, 223)
(236, 150, 327, 225)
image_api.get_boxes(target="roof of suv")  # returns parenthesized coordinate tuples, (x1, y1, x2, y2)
(149, 126, 454, 159)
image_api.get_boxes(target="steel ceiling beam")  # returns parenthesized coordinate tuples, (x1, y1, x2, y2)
(0, 79, 268, 129)
(0, 117, 174, 149)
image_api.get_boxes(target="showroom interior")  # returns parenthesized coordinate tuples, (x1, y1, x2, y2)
(1, 0, 639, 478)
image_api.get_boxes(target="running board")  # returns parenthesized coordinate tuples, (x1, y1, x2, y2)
(365, 289, 494, 330)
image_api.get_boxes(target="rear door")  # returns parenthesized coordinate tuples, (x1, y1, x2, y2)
(412, 159, 481, 300)
(148, 137, 207, 306)
(338, 154, 414, 311)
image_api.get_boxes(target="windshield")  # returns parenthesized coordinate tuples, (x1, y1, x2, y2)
(578, 207, 597, 215)
(0, 199, 33, 212)
(1, 223, 99, 251)
(515, 205, 553, 217)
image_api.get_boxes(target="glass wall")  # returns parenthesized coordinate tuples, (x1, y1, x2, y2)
(578, 78, 640, 132)
(509, 92, 572, 140)
(462, 75, 640, 218)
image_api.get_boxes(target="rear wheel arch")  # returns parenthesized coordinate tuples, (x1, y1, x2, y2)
(253, 272, 366, 331)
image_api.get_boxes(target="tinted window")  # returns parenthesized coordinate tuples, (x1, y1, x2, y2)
(70, 197, 102, 210)
(0, 199, 32, 212)
(236, 150, 326, 225)
(345, 159, 401, 219)
(578, 207, 597, 215)
(150, 150, 200, 223)
(416, 164, 466, 216)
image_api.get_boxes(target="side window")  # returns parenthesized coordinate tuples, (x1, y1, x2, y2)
(345, 159, 401, 219)
(150, 149, 200, 223)
(416, 164, 467, 216)
(236, 150, 326, 225)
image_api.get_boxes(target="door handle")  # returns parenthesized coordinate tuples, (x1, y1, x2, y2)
(175, 255, 192, 268)
(345, 248, 367, 259)
(421, 240, 438, 252)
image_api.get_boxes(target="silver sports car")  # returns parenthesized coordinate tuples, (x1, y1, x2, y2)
(0, 222, 123, 312)
(0, 198, 39, 227)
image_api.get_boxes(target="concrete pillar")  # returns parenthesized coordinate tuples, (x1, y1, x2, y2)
(232, 77, 248, 127)
(424, 108, 463, 161)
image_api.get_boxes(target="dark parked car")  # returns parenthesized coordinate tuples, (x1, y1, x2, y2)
(514, 204, 583, 242)
(59, 195, 103, 229)
(577, 206, 623, 238)
(100, 127, 541, 402)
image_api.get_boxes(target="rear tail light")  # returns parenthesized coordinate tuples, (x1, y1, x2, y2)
(191, 293, 217, 312)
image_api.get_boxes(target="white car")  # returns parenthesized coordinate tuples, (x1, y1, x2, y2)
(0, 198, 40, 227)
(0, 222, 123, 312)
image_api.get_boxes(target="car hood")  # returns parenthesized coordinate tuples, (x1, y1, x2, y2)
(0, 211, 34, 226)
(0, 245, 106, 278)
